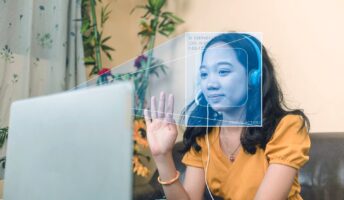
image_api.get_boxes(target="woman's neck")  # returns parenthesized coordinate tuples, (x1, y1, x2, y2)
(219, 126, 244, 157)
(219, 107, 246, 126)
(220, 126, 243, 138)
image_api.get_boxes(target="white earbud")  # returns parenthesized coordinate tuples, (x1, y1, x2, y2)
(194, 89, 202, 106)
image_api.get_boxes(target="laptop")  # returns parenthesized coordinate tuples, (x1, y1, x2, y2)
(4, 82, 134, 200)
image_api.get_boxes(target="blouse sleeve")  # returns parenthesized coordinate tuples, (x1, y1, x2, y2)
(181, 138, 204, 168)
(265, 114, 311, 170)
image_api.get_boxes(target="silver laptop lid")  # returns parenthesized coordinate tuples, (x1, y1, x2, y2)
(4, 82, 134, 200)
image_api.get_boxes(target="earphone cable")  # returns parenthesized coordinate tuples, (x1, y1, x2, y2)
(205, 103, 215, 200)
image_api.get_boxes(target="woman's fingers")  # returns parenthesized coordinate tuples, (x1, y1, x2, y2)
(143, 108, 151, 126)
(148, 92, 174, 123)
(158, 92, 165, 119)
(151, 96, 157, 119)
(165, 94, 174, 123)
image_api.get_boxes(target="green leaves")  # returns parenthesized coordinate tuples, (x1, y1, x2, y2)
(101, 3, 111, 28)
(138, 19, 152, 38)
(132, 0, 166, 16)
(100, 34, 115, 61)
(149, 58, 167, 78)
(111, 57, 166, 82)
(81, 0, 115, 76)
(148, 0, 166, 14)
(158, 11, 184, 37)
(160, 12, 184, 24)
(81, 19, 90, 34)
(129, 0, 183, 117)
(130, 5, 147, 15)
(112, 72, 133, 81)
(83, 56, 95, 65)
(134, 1, 184, 45)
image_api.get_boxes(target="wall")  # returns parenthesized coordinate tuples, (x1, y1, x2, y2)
(94, 0, 344, 133)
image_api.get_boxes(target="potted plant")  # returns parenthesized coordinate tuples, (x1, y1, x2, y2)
(81, 0, 183, 181)
(81, 0, 114, 79)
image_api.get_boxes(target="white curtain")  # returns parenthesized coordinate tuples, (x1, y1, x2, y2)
(0, 0, 86, 154)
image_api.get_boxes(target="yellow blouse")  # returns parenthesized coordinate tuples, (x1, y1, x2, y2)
(181, 114, 311, 200)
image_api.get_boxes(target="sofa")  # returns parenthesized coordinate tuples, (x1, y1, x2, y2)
(134, 133, 344, 200)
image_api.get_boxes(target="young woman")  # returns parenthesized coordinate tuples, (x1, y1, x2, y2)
(144, 33, 311, 200)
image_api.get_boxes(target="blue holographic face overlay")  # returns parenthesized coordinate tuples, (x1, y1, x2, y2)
(77, 32, 262, 127)
(199, 46, 249, 108)
(185, 32, 262, 127)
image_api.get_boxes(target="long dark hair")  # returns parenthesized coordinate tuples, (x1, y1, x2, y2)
(181, 33, 310, 154)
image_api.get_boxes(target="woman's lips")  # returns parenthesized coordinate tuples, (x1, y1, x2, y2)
(208, 94, 225, 101)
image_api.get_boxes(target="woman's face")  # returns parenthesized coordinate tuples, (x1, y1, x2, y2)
(199, 42, 248, 112)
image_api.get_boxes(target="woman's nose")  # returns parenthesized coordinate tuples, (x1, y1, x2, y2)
(206, 76, 220, 90)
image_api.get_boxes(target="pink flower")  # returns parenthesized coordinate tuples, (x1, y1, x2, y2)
(98, 68, 112, 76)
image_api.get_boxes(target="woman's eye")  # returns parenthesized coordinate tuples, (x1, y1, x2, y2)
(200, 72, 208, 79)
(219, 70, 231, 76)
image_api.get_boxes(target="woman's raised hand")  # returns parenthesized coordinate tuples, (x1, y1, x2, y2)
(144, 92, 178, 157)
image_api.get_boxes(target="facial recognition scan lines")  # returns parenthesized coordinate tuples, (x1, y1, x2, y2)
(71, 32, 263, 127)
